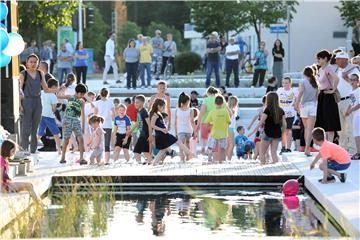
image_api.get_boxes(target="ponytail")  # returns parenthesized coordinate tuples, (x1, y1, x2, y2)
(178, 92, 190, 108)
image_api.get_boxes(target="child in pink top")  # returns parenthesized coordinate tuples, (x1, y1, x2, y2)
(87, 115, 106, 165)
(310, 127, 351, 183)
(0, 140, 43, 205)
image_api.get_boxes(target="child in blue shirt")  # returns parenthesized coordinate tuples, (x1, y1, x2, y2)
(235, 126, 254, 159)
(112, 104, 132, 162)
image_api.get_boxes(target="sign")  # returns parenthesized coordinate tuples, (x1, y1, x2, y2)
(270, 24, 287, 34)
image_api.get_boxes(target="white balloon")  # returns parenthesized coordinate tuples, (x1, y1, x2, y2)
(2, 32, 25, 56)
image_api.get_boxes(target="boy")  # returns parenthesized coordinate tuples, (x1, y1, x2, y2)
(112, 104, 132, 162)
(37, 78, 62, 154)
(206, 96, 231, 163)
(191, 90, 200, 108)
(266, 76, 278, 93)
(113, 98, 120, 108)
(235, 126, 249, 159)
(346, 73, 360, 160)
(59, 83, 88, 165)
(124, 97, 131, 107)
(127, 96, 139, 150)
(132, 95, 153, 164)
(148, 81, 171, 129)
(310, 127, 351, 183)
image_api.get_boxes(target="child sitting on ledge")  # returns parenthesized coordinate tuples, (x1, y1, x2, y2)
(310, 127, 351, 184)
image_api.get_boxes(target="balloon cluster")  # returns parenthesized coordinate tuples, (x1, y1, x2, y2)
(0, 2, 25, 68)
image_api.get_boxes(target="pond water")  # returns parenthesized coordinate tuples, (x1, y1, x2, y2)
(1, 188, 341, 239)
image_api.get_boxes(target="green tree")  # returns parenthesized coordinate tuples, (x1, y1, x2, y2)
(83, 4, 110, 67)
(18, 1, 78, 43)
(146, 21, 186, 52)
(117, 21, 142, 51)
(335, 1, 360, 27)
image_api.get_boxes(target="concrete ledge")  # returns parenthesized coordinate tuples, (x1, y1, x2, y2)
(283, 152, 360, 237)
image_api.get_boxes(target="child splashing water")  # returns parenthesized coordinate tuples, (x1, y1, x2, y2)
(87, 115, 106, 165)
(150, 99, 194, 165)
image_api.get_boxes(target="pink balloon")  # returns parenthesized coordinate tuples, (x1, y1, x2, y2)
(282, 179, 299, 197)
(283, 196, 300, 210)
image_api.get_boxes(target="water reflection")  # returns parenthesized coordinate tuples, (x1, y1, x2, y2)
(1, 190, 336, 238)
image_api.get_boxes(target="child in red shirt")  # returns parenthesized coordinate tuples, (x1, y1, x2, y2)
(310, 127, 351, 183)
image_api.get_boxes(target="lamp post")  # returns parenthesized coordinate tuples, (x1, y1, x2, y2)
(78, 0, 83, 43)
(287, 6, 291, 72)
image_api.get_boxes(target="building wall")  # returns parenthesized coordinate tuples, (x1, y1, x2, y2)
(240, 1, 348, 72)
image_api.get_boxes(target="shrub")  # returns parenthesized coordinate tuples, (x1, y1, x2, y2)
(175, 52, 202, 75)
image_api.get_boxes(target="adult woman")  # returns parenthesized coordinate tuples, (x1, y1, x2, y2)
(19, 54, 58, 153)
(123, 39, 140, 89)
(252, 41, 268, 87)
(295, 67, 319, 156)
(74, 41, 88, 84)
(161, 33, 177, 75)
(272, 39, 284, 86)
(315, 50, 341, 142)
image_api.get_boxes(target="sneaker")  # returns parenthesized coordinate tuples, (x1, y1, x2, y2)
(59, 159, 67, 164)
(279, 148, 286, 155)
(116, 80, 122, 84)
(286, 149, 292, 152)
(141, 85, 145, 89)
(339, 173, 347, 183)
(103, 81, 109, 85)
(318, 176, 335, 183)
(79, 159, 88, 165)
(351, 153, 360, 160)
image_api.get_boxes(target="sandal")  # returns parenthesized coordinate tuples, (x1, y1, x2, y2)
(318, 176, 335, 183)
(351, 153, 360, 160)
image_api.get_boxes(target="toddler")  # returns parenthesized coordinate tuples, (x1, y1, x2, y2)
(88, 115, 106, 165)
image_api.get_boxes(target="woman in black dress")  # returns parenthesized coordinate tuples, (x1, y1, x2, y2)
(150, 98, 194, 164)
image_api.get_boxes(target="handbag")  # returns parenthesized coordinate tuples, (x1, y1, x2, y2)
(324, 68, 341, 103)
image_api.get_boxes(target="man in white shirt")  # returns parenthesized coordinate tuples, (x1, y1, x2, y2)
(225, 38, 240, 87)
(335, 51, 360, 153)
(102, 31, 120, 85)
(64, 38, 74, 54)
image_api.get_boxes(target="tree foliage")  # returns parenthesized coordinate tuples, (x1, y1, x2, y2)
(188, 1, 297, 45)
(18, 1, 78, 43)
(117, 21, 142, 51)
(335, 1, 360, 27)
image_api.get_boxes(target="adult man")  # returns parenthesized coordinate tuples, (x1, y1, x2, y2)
(205, 33, 221, 88)
(39, 61, 55, 83)
(64, 38, 74, 54)
(161, 33, 177, 75)
(225, 37, 240, 87)
(135, 34, 143, 49)
(40, 41, 51, 67)
(352, 19, 360, 56)
(335, 51, 360, 153)
(150, 29, 164, 80)
(102, 31, 120, 85)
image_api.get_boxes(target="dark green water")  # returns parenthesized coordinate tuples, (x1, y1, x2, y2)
(1, 189, 341, 239)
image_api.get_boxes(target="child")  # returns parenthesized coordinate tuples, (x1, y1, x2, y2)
(124, 97, 131, 107)
(148, 81, 172, 129)
(250, 92, 286, 165)
(94, 88, 115, 165)
(83, 91, 97, 152)
(253, 131, 261, 160)
(235, 126, 247, 159)
(277, 77, 296, 154)
(247, 95, 266, 131)
(310, 127, 350, 183)
(226, 96, 239, 161)
(150, 98, 194, 165)
(37, 78, 62, 155)
(206, 96, 231, 163)
(88, 115, 105, 165)
(112, 104, 132, 162)
(60, 83, 88, 165)
(113, 98, 120, 108)
(0, 140, 43, 205)
(190, 90, 200, 108)
(266, 76, 278, 93)
(126, 96, 139, 150)
(292, 114, 301, 151)
(175, 92, 196, 161)
(132, 95, 152, 164)
(345, 73, 360, 160)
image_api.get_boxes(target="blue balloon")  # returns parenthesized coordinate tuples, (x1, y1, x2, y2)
(0, 52, 11, 68)
(0, 28, 9, 51)
(0, 2, 8, 21)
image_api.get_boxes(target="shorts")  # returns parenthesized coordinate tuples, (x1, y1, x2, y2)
(228, 128, 235, 134)
(133, 135, 150, 154)
(62, 117, 82, 139)
(178, 133, 192, 142)
(201, 123, 212, 140)
(261, 133, 281, 142)
(115, 133, 131, 149)
(90, 148, 103, 159)
(300, 102, 317, 118)
(353, 116, 360, 137)
(207, 137, 226, 152)
(38, 116, 60, 136)
(286, 117, 295, 130)
(327, 160, 350, 171)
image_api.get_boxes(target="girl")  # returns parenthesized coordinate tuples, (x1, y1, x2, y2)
(94, 88, 115, 165)
(175, 92, 196, 161)
(272, 39, 284, 87)
(226, 96, 239, 161)
(83, 91, 97, 152)
(252, 41, 268, 87)
(295, 67, 318, 156)
(123, 39, 140, 89)
(196, 86, 219, 154)
(88, 115, 105, 165)
(112, 104, 132, 162)
(250, 92, 286, 165)
(150, 99, 194, 165)
(0, 140, 43, 205)
(315, 50, 341, 143)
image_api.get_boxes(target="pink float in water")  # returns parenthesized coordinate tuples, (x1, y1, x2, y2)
(282, 179, 299, 197)
(283, 196, 300, 210)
